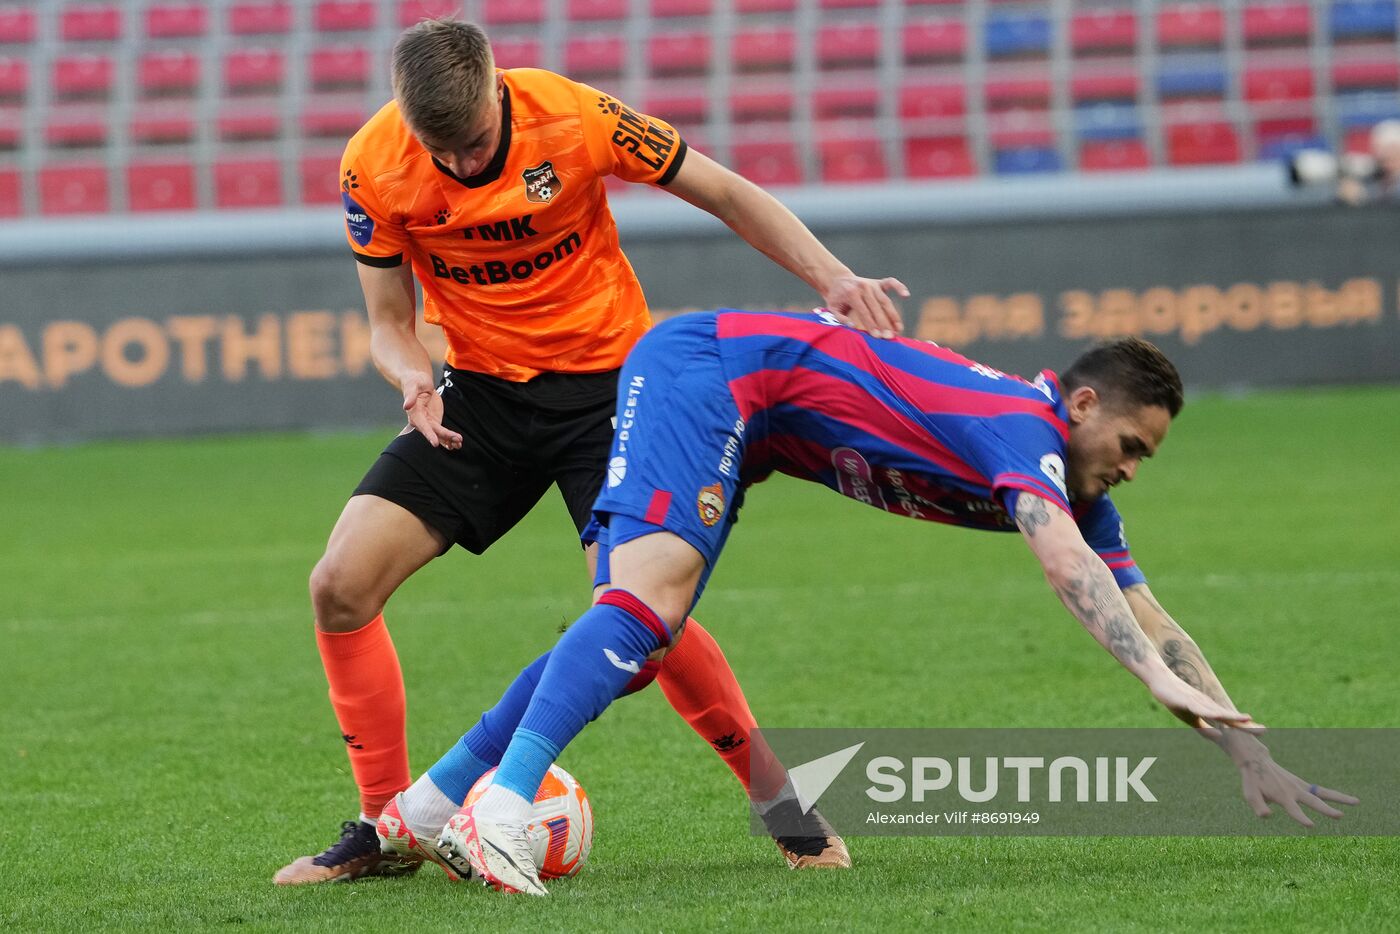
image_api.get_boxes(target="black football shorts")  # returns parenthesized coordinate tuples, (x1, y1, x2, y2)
(353, 366, 620, 555)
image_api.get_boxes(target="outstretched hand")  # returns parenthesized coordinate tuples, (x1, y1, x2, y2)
(1225, 735, 1359, 827)
(401, 375, 462, 450)
(822, 274, 910, 340)
(1147, 675, 1260, 730)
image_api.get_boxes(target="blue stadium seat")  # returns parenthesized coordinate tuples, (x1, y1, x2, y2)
(1256, 133, 1328, 161)
(1156, 63, 1228, 99)
(1334, 89, 1400, 127)
(1329, 1, 1398, 39)
(994, 146, 1063, 174)
(1074, 102, 1142, 141)
(985, 13, 1052, 59)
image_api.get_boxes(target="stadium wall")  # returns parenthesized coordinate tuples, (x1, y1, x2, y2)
(1, 168, 1396, 444)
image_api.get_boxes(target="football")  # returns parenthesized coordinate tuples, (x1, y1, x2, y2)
(463, 765, 594, 879)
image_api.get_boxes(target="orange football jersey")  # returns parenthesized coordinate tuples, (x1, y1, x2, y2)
(340, 68, 688, 380)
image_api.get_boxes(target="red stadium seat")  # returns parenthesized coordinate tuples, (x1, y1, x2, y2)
(644, 92, 709, 129)
(903, 135, 975, 178)
(814, 81, 881, 120)
(1166, 121, 1241, 165)
(130, 105, 197, 144)
(225, 48, 286, 94)
(733, 27, 797, 72)
(492, 38, 543, 69)
(649, 32, 712, 77)
(651, 0, 712, 16)
(46, 112, 110, 148)
(53, 55, 115, 100)
(0, 105, 22, 149)
(0, 6, 35, 44)
(565, 35, 628, 79)
(1157, 5, 1224, 48)
(127, 160, 197, 212)
(301, 99, 368, 140)
(899, 82, 967, 120)
(988, 117, 1055, 151)
(731, 87, 795, 123)
(1079, 139, 1151, 171)
(146, 3, 207, 38)
(733, 140, 803, 186)
(1242, 3, 1311, 46)
(1343, 127, 1374, 153)
(0, 57, 27, 102)
(819, 134, 887, 182)
(822, 0, 880, 7)
(903, 18, 967, 63)
(218, 104, 282, 141)
(736, 0, 796, 11)
(214, 157, 284, 208)
(1332, 58, 1400, 91)
(0, 167, 19, 216)
(1071, 11, 1137, 55)
(1243, 65, 1314, 102)
(314, 1, 376, 32)
(483, 0, 546, 25)
(39, 163, 109, 215)
(817, 23, 882, 70)
(229, 1, 293, 35)
(60, 3, 122, 42)
(985, 76, 1052, 112)
(300, 154, 344, 205)
(568, 0, 629, 20)
(309, 45, 373, 90)
(1071, 69, 1140, 102)
(399, 0, 465, 26)
(138, 51, 201, 98)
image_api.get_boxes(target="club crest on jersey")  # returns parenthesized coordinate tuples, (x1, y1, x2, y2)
(523, 161, 561, 203)
(697, 483, 725, 527)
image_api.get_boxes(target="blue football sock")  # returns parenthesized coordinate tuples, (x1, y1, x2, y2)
(491, 591, 670, 802)
(427, 651, 549, 804)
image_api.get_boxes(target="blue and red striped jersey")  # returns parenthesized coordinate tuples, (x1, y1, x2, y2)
(714, 309, 1146, 588)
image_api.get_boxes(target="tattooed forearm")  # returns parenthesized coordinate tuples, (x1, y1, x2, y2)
(1162, 639, 1204, 690)
(1016, 495, 1052, 537)
(1053, 554, 1152, 666)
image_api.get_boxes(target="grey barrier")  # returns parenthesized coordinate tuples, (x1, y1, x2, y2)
(1, 167, 1395, 444)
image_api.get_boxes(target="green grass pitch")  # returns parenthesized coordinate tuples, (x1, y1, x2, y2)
(3, 386, 1398, 932)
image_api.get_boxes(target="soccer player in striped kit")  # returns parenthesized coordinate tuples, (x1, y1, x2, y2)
(435, 309, 1354, 894)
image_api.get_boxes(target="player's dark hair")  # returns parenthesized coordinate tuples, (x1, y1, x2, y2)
(1062, 337, 1184, 417)
(392, 19, 496, 147)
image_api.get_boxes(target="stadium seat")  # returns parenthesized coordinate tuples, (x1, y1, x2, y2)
(1254, 117, 1322, 158)
(145, 3, 207, 39)
(0, 57, 27, 102)
(0, 6, 35, 44)
(1075, 101, 1142, 141)
(1079, 139, 1151, 171)
(985, 12, 1052, 60)
(564, 35, 627, 79)
(314, 1, 376, 32)
(60, 3, 123, 42)
(903, 18, 967, 63)
(1329, 1, 1398, 40)
(822, 0, 880, 7)
(1242, 3, 1311, 46)
(816, 23, 882, 70)
(300, 153, 344, 204)
(988, 116, 1054, 151)
(214, 157, 284, 208)
(228, 1, 293, 35)
(984, 76, 1052, 112)
(492, 38, 543, 69)
(218, 104, 282, 141)
(1166, 121, 1242, 165)
(39, 163, 110, 215)
(53, 55, 116, 101)
(819, 135, 887, 183)
(399, 1, 465, 27)
(733, 27, 797, 73)
(483, 0, 546, 25)
(1157, 61, 1228, 100)
(1157, 5, 1225, 48)
(903, 135, 975, 178)
(130, 105, 197, 145)
(651, 0, 713, 16)
(568, 0, 629, 20)
(1071, 70, 1140, 103)
(813, 81, 881, 120)
(732, 140, 803, 186)
(649, 32, 711, 77)
(1332, 58, 1400, 91)
(301, 99, 368, 140)
(0, 167, 19, 216)
(899, 82, 967, 120)
(1243, 65, 1314, 104)
(1334, 89, 1400, 129)
(736, 0, 796, 11)
(731, 87, 795, 124)
(138, 51, 201, 98)
(643, 92, 709, 132)
(225, 48, 286, 94)
(1070, 11, 1137, 56)
(127, 160, 197, 212)
(0, 107, 20, 150)
(994, 146, 1063, 174)
(309, 45, 373, 90)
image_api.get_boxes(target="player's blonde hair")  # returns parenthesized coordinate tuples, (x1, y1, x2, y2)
(392, 18, 496, 146)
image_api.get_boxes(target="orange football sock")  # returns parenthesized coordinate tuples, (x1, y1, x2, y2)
(315, 614, 410, 820)
(657, 618, 787, 803)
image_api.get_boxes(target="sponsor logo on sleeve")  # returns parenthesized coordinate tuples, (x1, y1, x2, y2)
(342, 191, 374, 247)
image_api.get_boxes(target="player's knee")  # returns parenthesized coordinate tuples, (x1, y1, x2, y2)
(309, 554, 374, 632)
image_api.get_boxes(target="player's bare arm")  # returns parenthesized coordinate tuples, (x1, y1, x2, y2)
(1013, 493, 1252, 726)
(357, 262, 462, 450)
(662, 149, 909, 339)
(1126, 583, 1358, 825)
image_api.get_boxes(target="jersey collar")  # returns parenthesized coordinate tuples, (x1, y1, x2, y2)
(431, 84, 513, 189)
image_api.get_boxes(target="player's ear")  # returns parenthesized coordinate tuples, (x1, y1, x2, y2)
(1067, 385, 1099, 425)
